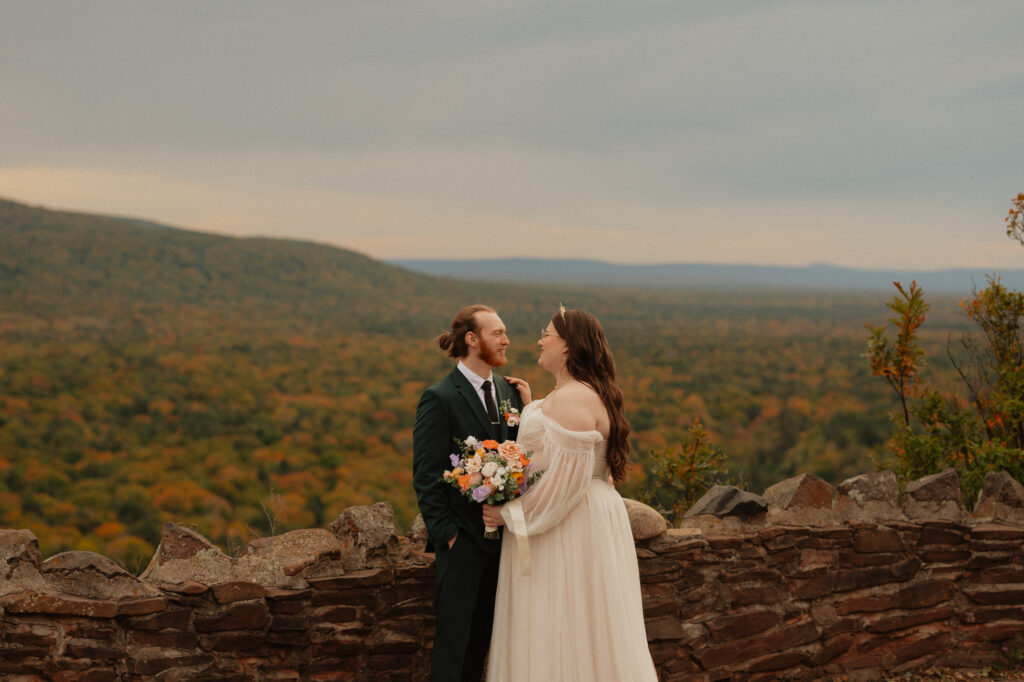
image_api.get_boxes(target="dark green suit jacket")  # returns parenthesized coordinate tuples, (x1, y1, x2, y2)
(413, 366, 523, 554)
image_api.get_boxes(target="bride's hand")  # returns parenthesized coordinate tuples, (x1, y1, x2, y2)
(504, 376, 532, 405)
(482, 503, 506, 528)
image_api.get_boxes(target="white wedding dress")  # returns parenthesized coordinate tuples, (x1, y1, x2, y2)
(487, 400, 658, 682)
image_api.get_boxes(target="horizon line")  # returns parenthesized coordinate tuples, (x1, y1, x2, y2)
(5, 195, 1021, 275)
(390, 256, 1024, 274)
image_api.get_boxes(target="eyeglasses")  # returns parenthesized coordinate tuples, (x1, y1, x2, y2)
(540, 329, 560, 339)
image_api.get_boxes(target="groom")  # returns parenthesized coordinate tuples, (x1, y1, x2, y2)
(413, 304, 524, 682)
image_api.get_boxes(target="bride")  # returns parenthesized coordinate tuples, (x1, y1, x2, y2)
(482, 308, 658, 681)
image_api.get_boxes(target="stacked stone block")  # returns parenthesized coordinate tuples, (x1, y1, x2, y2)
(0, 471, 1022, 681)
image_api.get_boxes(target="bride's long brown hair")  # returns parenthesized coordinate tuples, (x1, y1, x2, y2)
(551, 308, 631, 482)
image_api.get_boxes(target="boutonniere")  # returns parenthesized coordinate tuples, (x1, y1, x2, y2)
(499, 399, 520, 427)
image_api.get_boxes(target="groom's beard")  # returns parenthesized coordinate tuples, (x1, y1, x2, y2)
(480, 337, 508, 368)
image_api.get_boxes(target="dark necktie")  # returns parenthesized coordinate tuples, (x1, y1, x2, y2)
(482, 379, 500, 435)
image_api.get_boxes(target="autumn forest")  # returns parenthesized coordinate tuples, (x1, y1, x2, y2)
(0, 198, 988, 570)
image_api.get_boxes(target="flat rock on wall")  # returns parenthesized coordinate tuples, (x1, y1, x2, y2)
(624, 498, 668, 540)
(764, 472, 834, 526)
(684, 486, 769, 520)
(140, 522, 235, 586)
(974, 470, 1024, 524)
(680, 485, 768, 534)
(245, 528, 346, 579)
(835, 470, 907, 523)
(0, 528, 48, 596)
(901, 468, 967, 522)
(330, 501, 401, 570)
(42, 551, 162, 601)
(141, 522, 304, 589)
(407, 514, 428, 548)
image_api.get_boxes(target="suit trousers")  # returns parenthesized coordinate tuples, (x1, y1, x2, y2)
(430, 535, 500, 682)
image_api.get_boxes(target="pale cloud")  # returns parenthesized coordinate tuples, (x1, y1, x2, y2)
(1, 1, 1022, 270)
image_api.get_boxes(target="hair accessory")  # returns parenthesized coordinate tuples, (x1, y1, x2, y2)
(558, 302, 566, 320)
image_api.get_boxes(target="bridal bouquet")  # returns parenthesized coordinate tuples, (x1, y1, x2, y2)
(442, 436, 541, 539)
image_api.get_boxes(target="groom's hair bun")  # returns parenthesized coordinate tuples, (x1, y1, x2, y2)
(437, 304, 495, 358)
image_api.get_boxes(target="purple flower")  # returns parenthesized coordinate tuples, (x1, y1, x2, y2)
(472, 485, 492, 503)
(449, 453, 460, 467)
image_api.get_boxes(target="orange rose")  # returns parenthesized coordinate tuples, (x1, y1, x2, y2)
(481, 439, 501, 450)
(458, 474, 471, 490)
(498, 441, 524, 459)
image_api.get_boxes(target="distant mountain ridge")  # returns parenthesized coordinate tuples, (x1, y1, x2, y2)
(0, 197, 449, 323)
(392, 258, 1024, 294)
(4, 195, 1019, 313)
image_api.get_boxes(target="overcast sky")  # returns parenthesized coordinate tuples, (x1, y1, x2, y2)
(2, 1, 1023, 269)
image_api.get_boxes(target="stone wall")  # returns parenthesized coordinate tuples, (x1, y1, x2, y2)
(1, 468, 1023, 681)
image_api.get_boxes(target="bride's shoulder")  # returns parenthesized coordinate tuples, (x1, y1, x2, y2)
(569, 381, 601, 398)
(542, 385, 601, 433)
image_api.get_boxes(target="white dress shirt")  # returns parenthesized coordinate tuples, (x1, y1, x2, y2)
(457, 361, 497, 415)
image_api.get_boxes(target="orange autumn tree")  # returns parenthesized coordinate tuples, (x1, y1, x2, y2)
(638, 417, 728, 524)
(1004, 191, 1024, 245)
(866, 280, 930, 427)
(866, 194, 1024, 498)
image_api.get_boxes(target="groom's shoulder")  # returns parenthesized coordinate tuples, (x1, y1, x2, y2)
(494, 374, 522, 402)
(421, 368, 460, 398)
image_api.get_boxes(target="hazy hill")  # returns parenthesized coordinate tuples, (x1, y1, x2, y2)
(0, 197, 466, 330)
(393, 257, 1024, 293)
(4, 197, 1004, 319)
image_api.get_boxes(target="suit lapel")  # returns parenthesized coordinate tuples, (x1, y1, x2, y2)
(448, 368, 494, 439)
(493, 377, 510, 441)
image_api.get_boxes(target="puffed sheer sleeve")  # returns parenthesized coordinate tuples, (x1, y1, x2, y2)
(499, 418, 602, 538)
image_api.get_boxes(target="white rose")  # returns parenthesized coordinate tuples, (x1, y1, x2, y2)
(481, 461, 498, 478)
